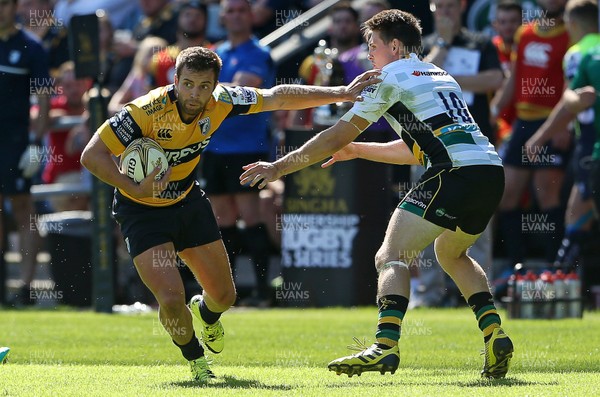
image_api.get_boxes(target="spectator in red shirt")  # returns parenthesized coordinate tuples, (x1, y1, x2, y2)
(490, 0, 522, 145)
(43, 61, 92, 211)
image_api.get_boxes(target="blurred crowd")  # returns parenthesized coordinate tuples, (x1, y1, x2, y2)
(2, 0, 600, 308)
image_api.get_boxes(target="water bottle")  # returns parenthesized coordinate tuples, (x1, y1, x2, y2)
(515, 273, 524, 318)
(520, 271, 537, 319)
(565, 272, 582, 318)
(511, 263, 524, 318)
(539, 270, 554, 318)
(507, 274, 516, 317)
(553, 270, 567, 319)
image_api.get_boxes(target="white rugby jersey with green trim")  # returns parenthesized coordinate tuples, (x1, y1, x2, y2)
(346, 53, 502, 168)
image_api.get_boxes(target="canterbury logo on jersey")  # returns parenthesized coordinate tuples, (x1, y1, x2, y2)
(523, 42, 551, 67)
(165, 137, 211, 165)
(156, 128, 173, 140)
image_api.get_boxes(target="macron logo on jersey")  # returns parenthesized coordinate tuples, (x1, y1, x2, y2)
(412, 70, 448, 77)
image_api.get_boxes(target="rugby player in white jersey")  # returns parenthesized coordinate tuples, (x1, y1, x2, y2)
(240, 9, 513, 379)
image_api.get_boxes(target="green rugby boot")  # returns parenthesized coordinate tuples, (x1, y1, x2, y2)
(189, 356, 215, 383)
(0, 347, 9, 364)
(481, 327, 514, 379)
(189, 295, 224, 354)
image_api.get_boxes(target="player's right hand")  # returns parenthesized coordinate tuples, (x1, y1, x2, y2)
(128, 165, 172, 198)
(343, 70, 382, 102)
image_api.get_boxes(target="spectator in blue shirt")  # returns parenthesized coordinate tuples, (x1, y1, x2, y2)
(199, 0, 275, 306)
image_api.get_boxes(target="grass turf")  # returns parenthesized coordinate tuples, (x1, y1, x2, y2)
(1, 307, 599, 396)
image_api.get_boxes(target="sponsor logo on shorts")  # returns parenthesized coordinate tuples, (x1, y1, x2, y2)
(435, 207, 457, 220)
(404, 195, 427, 209)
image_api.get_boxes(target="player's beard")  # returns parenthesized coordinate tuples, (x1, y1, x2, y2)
(178, 100, 203, 121)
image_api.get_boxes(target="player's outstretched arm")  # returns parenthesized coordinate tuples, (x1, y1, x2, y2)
(239, 119, 363, 189)
(260, 70, 381, 111)
(321, 139, 420, 168)
(524, 96, 576, 156)
(527, 87, 598, 162)
(80, 134, 171, 198)
(563, 86, 597, 114)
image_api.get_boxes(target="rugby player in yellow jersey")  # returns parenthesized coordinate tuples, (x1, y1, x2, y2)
(80, 46, 379, 383)
(241, 9, 513, 379)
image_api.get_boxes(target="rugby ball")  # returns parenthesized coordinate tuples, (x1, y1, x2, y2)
(119, 137, 168, 183)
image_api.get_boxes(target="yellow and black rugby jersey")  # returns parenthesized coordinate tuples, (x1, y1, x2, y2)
(97, 84, 264, 206)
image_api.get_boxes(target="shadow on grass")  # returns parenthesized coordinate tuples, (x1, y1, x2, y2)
(324, 372, 558, 388)
(453, 377, 558, 387)
(166, 375, 293, 390)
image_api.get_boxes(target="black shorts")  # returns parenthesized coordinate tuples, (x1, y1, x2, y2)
(200, 151, 269, 195)
(589, 159, 600, 212)
(0, 139, 31, 195)
(573, 122, 596, 200)
(398, 165, 505, 235)
(501, 118, 570, 169)
(112, 182, 222, 258)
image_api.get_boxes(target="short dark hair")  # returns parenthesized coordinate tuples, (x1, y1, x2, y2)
(566, 0, 599, 30)
(331, 1, 359, 22)
(179, 0, 207, 15)
(365, 0, 391, 9)
(221, 0, 252, 9)
(362, 9, 422, 51)
(175, 46, 222, 81)
(496, 0, 523, 15)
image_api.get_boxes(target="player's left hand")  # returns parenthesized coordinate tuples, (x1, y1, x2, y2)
(240, 161, 282, 189)
(524, 138, 542, 162)
(574, 86, 597, 108)
(342, 69, 382, 102)
(550, 127, 572, 151)
(321, 142, 359, 168)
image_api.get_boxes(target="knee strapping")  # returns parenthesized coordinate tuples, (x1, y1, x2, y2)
(377, 260, 409, 273)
